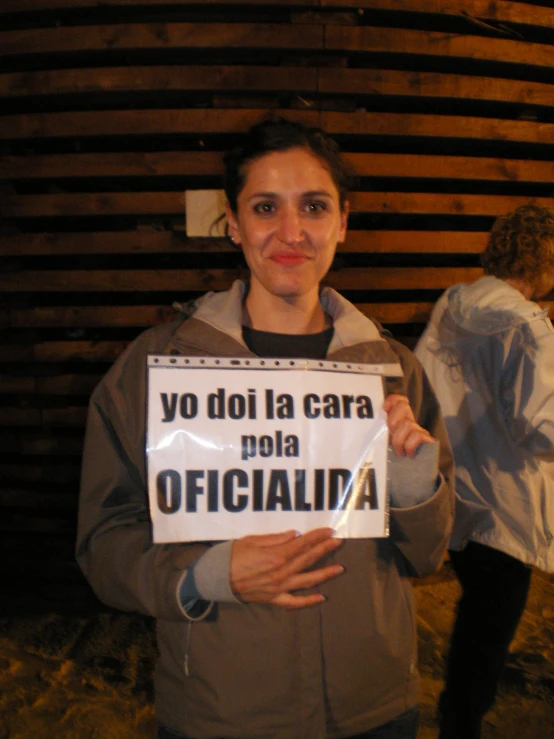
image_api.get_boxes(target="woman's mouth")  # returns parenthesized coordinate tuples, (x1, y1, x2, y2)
(270, 253, 308, 266)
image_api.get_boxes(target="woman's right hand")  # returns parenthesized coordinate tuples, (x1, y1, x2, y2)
(230, 528, 344, 609)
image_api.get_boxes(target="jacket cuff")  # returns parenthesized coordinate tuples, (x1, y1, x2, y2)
(193, 540, 241, 604)
(388, 440, 440, 508)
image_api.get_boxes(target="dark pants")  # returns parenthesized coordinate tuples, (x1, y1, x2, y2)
(438, 542, 532, 739)
(158, 707, 419, 739)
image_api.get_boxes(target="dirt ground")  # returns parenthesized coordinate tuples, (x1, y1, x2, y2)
(1, 563, 552, 739)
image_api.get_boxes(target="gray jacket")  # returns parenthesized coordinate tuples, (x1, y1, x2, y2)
(416, 275, 554, 572)
(77, 281, 454, 738)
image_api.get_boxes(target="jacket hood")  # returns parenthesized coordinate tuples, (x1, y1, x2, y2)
(174, 280, 403, 375)
(447, 276, 545, 333)
(428, 276, 548, 367)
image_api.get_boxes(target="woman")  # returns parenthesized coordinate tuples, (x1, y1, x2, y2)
(415, 204, 554, 738)
(77, 118, 454, 739)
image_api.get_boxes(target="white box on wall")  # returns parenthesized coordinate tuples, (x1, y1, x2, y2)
(185, 190, 227, 237)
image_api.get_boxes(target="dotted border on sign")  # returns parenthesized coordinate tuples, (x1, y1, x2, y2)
(147, 355, 392, 376)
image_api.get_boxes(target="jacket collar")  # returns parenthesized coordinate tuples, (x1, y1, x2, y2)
(174, 280, 403, 375)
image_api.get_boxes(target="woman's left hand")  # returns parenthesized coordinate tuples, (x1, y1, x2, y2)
(383, 393, 435, 457)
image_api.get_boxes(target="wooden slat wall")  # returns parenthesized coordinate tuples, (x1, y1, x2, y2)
(1, 0, 553, 604)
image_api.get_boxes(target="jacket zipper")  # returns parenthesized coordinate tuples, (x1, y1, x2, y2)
(184, 621, 192, 677)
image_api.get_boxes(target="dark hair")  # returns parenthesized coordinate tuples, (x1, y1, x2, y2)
(481, 204, 554, 293)
(223, 117, 352, 214)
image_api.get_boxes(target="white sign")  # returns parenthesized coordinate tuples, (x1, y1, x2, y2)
(146, 356, 390, 542)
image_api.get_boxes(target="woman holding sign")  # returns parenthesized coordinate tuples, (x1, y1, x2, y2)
(78, 118, 454, 739)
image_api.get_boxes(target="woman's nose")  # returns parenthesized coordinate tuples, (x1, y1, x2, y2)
(277, 208, 303, 245)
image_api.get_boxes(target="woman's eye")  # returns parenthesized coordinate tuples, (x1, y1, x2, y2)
(253, 202, 276, 214)
(305, 201, 327, 214)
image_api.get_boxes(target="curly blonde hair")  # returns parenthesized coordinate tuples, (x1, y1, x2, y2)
(481, 204, 554, 295)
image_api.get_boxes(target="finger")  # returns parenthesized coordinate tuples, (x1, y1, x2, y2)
(382, 393, 410, 415)
(390, 420, 418, 455)
(402, 428, 435, 458)
(278, 535, 343, 580)
(280, 563, 345, 592)
(231, 529, 341, 602)
(270, 592, 328, 610)
(235, 536, 342, 596)
(384, 397, 414, 433)
(391, 422, 434, 457)
(241, 530, 299, 548)
(278, 526, 336, 560)
(237, 561, 344, 604)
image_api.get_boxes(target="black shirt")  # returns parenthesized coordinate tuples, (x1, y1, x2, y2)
(242, 325, 334, 360)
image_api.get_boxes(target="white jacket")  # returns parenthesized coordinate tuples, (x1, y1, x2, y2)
(416, 276, 554, 572)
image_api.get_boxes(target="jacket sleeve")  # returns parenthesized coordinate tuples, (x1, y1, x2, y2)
(76, 325, 212, 621)
(386, 339, 456, 577)
(505, 320, 554, 459)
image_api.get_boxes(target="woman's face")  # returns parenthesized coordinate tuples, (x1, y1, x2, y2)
(226, 147, 348, 307)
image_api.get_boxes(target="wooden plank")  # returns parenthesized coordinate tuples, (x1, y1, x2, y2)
(324, 26, 554, 70)
(0, 1, 549, 31)
(42, 407, 89, 424)
(0, 151, 223, 178)
(0, 341, 129, 363)
(343, 231, 488, 253)
(0, 191, 188, 216)
(3, 110, 553, 146)
(0, 432, 83, 457)
(3, 151, 552, 184)
(0, 374, 100, 394)
(22, 435, 83, 455)
(357, 302, 436, 323)
(0, 23, 324, 56)
(0, 266, 482, 293)
(0, 488, 81, 510)
(329, 1, 554, 29)
(1, 65, 550, 107)
(0, 0, 318, 10)
(36, 343, 128, 364)
(321, 111, 554, 147)
(10, 305, 176, 327)
(0, 345, 35, 362)
(326, 266, 483, 290)
(0, 268, 245, 292)
(0, 407, 87, 426)
(345, 154, 554, 184)
(0, 65, 318, 98)
(360, 300, 554, 323)
(0, 511, 77, 532)
(348, 193, 554, 216)
(2, 191, 552, 218)
(319, 68, 554, 108)
(0, 377, 37, 393)
(320, 1, 554, 31)
(0, 230, 489, 258)
(0, 409, 42, 426)
(5, 22, 553, 67)
(39, 375, 100, 394)
(0, 232, 234, 256)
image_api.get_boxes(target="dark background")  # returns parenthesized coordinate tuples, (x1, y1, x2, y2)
(1, 0, 554, 614)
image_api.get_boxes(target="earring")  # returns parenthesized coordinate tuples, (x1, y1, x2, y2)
(229, 236, 235, 243)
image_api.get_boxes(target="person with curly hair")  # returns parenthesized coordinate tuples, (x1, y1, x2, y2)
(415, 204, 554, 739)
